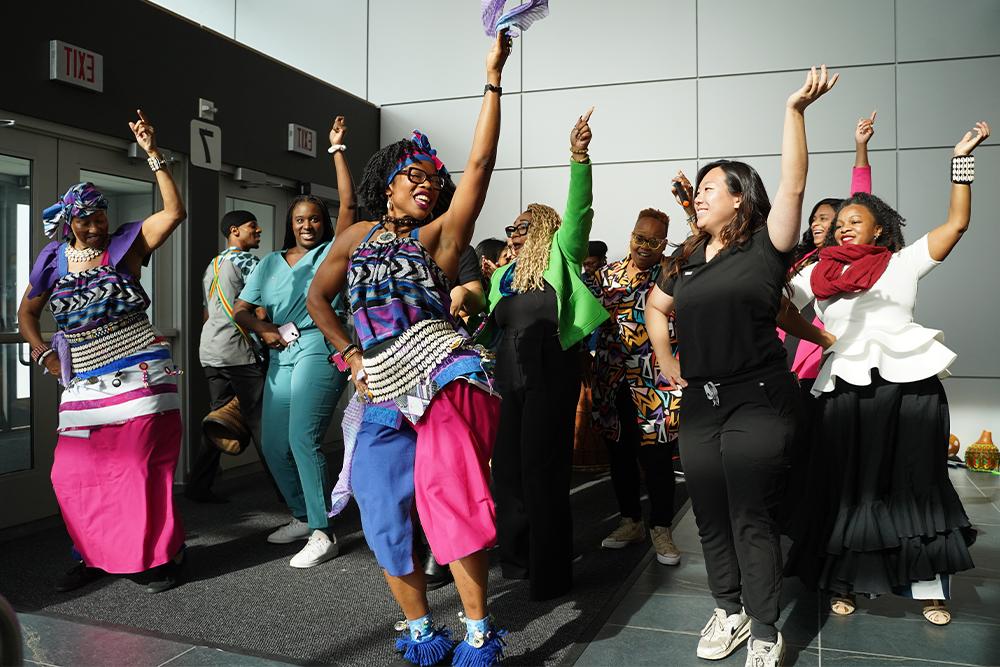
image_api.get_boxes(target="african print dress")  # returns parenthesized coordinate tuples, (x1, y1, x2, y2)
(27, 221, 183, 573)
(591, 258, 680, 446)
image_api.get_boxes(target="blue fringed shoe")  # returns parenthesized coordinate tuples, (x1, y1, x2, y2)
(395, 615, 453, 666)
(451, 614, 507, 667)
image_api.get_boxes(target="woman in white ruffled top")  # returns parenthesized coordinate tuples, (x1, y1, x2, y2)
(784, 121, 990, 627)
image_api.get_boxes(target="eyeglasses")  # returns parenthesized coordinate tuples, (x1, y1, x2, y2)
(505, 222, 531, 238)
(631, 233, 667, 250)
(398, 166, 445, 190)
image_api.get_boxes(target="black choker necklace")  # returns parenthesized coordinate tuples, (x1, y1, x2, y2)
(375, 214, 430, 244)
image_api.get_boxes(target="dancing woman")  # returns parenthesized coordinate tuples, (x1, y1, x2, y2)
(484, 109, 608, 602)
(645, 67, 837, 667)
(18, 110, 187, 594)
(306, 33, 512, 666)
(786, 122, 990, 626)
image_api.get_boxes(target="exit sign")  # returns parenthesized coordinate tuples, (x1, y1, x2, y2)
(288, 123, 317, 157)
(49, 40, 103, 92)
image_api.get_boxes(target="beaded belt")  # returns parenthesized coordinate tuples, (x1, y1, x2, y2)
(63, 312, 157, 374)
(363, 319, 466, 403)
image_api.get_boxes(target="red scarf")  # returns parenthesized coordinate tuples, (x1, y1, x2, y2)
(810, 243, 891, 299)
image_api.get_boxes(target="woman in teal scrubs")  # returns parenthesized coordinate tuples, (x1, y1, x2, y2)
(234, 194, 348, 568)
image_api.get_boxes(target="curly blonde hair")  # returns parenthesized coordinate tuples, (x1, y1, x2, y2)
(511, 203, 561, 293)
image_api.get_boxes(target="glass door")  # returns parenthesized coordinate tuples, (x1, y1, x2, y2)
(0, 128, 59, 529)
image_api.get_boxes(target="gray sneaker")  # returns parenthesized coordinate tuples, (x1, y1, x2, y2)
(601, 517, 645, 549)
(651, 525, 681, 565)
(697, 608, 750, 660)
(745, 633, 785, 667)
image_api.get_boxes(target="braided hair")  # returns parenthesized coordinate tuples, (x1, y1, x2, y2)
(358, 139, 455, 220)
(823, 192, 906, 252)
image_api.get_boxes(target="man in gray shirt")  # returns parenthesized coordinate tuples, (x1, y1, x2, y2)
(186, 210, 270, 503)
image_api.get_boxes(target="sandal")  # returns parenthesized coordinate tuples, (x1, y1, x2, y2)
(922, 602, 951, 626)
(830, 595, 856, 616)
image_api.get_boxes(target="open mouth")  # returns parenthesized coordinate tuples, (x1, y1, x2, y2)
(413, 191, 432, 210)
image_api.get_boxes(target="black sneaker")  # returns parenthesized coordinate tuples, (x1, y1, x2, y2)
(142, 552, 185, 594)
(55, 562, 105, 592)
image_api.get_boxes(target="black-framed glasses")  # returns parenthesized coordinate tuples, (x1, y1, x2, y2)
(505, 222, 531, 237)
(631, 233, 667, 250)
(399, 166, 445, 190)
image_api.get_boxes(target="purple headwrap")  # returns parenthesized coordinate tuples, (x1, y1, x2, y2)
(385, 130, 449, 186)
(482, 0, 550, 38)
(42, 182, 108, 240)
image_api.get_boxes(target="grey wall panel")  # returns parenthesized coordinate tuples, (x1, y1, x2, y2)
(522, 81, 697, 168)
(457, 169, 523, 245)
(522, 0, 696, 91)
(368, 0, 522, 105)
(897, 0, 1000, 62)
(898, 145, 1000, 377)
(898, 58, 1000, 149)
(698, 65, 896, 158)
(697, 0, 894, 76)
(148, 0, 236, 37)
(380, 95, 521, 171)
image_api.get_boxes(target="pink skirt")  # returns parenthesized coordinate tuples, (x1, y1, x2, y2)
(50, 411, 185, 573)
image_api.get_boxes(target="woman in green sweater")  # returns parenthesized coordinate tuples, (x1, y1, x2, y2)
(487, 109, 608, 600)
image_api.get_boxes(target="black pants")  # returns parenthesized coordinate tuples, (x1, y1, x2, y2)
(679, 368, 801, 641)
(607, 384, 675, 528)
(188, 363, 277, 497)
(492, 332, 581, 601)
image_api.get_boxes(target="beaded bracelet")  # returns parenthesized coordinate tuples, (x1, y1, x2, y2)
(951, 155, 975, 184)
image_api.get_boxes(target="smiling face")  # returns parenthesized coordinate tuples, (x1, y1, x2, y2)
(693, 167, 741, 238)
(833, 204, 882, 246)
(508, 211, 532, 254)
(291, 201, 325, 250)
(630, 217, 668, 270)
(809, 203, 836, 248)
(70, 210, 109, 249)
(385, 160, 441, 220)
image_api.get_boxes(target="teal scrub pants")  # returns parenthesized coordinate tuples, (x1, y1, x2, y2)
(261, 330, 348, 530)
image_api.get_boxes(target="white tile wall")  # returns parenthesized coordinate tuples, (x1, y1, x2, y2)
(235, 0, 368, 99)
(452, 168, 522, 246)
(697, 0, 894, 76)
(897, 0, 1000, 62)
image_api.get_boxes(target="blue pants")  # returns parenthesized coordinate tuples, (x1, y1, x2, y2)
(261, 347, 347, 530)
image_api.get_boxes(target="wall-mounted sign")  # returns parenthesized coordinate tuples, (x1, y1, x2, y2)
(288, 123, 317, 157)
(49, 40, 103, 92)
(191, 120, 222, 171)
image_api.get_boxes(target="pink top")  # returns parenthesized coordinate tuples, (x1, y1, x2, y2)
(782, 165, 872, 380)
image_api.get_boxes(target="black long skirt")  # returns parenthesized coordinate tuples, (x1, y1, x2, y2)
(785, 372, 976, 596)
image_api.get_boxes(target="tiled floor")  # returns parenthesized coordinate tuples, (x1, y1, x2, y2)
(17, 613, 291, 666)
(575, 467, 1000, 667)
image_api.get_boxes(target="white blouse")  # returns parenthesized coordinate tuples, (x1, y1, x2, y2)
(789, 234, 956, 395)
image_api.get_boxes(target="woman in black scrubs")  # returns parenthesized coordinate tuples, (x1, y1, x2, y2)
(645, 66, 837, 667)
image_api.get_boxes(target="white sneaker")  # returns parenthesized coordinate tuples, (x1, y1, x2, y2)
(289, 530, 339, 568)
(266, 517, 311, 544)
(697, 608, 751, 660)
(745, 633, 785, 667)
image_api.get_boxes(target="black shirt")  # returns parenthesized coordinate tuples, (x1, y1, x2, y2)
(656, 227, 791, 382)
(456, 246, 482, 286)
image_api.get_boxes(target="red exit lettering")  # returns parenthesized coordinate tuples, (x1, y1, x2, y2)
(63, 45, 96, 83)
(297, 128, 313, 151)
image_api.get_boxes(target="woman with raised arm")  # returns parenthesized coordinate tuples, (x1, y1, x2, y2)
(786, 122, 990, 627)
(484, 109, 608, 602)
(306, 33, 512, 666)
(644, 67, 838, 667)
(18, 110, 187, 595)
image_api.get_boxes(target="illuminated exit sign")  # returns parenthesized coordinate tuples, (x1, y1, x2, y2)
(49, 40, 103, 93)
(288, 123, 317, 157)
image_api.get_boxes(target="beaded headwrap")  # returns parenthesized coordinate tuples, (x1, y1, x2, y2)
(385, 131, 449, 186)
(42, 182, 108, 240)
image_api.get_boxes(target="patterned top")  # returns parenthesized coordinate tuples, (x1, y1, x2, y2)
(590, 258, 679, 446)
(347, 224, 493, 427)
(200, 247, 261, 368)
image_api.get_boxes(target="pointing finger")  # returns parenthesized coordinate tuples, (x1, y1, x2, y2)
(580, 106, 595, 124)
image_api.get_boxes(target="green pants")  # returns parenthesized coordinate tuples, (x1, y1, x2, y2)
(261, 332, 348, 530)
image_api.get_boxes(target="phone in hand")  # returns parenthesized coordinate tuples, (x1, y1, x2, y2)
(277, 322, 301, 344)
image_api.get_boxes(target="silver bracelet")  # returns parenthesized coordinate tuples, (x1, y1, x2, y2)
(951, 155, 974, 184)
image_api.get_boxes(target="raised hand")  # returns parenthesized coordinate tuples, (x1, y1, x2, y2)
(486, 28, 513, 78)
(329, 115, 347, 146)
(128, 109, 158, 155)
(856, 110, 876, 145)
(954, 121, 991, 156)
(787, 65, 839, 112)
(570, 107, 594, 157)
